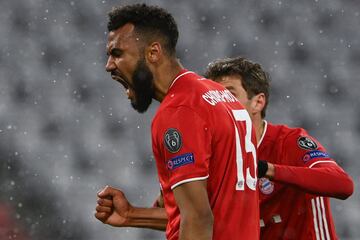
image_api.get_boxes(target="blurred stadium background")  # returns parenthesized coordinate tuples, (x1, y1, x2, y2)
(0, 0, 359, 239)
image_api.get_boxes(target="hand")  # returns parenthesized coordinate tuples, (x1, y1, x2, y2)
(258, 160, 268, 178)
(266, 163, 275, 178)
(95, 186, 133, 227)
(258, 161, 275, 178)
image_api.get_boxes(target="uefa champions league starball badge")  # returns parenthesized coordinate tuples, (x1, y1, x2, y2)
(164, 128, 182, 153)
(297, 136, 318, 150)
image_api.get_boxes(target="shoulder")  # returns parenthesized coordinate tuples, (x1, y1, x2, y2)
(280, 125, 318, 151)
(155, 72, 237, 121)
(270, 124, 319, 154)
(154, 105, 201, 121)
(261, 122, 299, 145)
(259, 123, 297, 159)
(152, 105, 208, 137)
(266, 123, 310, 145)
(270, 124, 331, 166)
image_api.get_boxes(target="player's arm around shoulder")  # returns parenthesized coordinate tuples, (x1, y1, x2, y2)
(173, 180, 213, 240)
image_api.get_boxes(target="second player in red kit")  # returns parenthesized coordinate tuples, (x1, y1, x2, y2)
(206, 57, 353, 240)
(258, 123, 353, 239)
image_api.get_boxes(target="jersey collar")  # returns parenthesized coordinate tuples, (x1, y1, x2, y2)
(168, 69, 194, 91)
(257, 120, 268, 148)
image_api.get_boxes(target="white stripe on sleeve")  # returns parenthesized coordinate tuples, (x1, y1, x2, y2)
(170, 175, 209, 190)
(309, 160, 337, 168)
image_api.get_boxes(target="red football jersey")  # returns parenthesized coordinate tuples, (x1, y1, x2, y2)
(152, 70, 259, 240)
(258, 121, 352, 240)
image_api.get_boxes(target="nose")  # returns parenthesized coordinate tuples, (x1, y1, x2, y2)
(105, 56, 116, 72)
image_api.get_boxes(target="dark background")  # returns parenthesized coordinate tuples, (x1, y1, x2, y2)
(0, 0, 359, 239)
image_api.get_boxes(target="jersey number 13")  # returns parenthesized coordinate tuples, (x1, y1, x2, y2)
(232, 109, 257, 191)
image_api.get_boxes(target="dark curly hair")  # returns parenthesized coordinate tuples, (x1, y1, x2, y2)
(205, 57, 270, 118)
(108, 4, 179, 56)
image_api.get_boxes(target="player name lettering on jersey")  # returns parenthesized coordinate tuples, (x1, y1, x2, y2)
(202, 89, 238, 106)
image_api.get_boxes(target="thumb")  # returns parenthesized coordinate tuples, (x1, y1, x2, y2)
(98, 185, 123, 198)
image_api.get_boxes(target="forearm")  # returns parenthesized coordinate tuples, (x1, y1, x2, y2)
(271, 164, 354, 199)
(125, 207, 168, 231)
(179, 213, 213, 240)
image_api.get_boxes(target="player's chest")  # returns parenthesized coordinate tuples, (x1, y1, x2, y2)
(258, 177, 286, 201)
(258, 147, 286, 199)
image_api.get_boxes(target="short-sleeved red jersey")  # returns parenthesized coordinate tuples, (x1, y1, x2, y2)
(259, 121, 342, 240)
(152, 70, 259, 240)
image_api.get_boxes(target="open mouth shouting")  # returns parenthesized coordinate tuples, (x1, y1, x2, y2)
(111, 73, 134, 99)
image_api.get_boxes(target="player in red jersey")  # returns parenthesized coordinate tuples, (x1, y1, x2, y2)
(205, 57, 354, 240)
(95, 4, 259, 240)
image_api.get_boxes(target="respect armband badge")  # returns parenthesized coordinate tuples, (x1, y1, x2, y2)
(167, 153, 195, 170)
(302, 150, 329, 162)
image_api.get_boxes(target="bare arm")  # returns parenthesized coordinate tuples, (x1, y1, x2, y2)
(123, 207, 167, 230)
(173, 180, 213, 240)
(95, 186, 167, 231)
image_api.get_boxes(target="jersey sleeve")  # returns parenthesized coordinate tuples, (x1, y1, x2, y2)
(281, 129, 333, 167)
(152, 106, 212, 190)
(272, 129, 354, 199)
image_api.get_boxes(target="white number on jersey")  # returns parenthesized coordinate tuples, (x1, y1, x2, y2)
(231, 109, 257, 191)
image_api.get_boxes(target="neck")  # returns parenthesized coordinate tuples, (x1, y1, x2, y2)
(252, 116, 265, 144)
(152, 58, 183, 102)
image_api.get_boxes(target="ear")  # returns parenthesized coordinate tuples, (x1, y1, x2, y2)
(146, 42, 162, 63)
(250, 93, 266, 116)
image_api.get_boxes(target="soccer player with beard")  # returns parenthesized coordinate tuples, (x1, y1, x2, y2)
(205, 57, 354, 240)
(95, 4, 259, 240)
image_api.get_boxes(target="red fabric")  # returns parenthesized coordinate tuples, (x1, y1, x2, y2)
(259, 122, 353, 240)
(0, 204, 29, 240)
(152, 70, 259, 240)
(274, 163, 353, 199)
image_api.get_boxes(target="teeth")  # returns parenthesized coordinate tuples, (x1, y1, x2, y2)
(111, 75, 123, 81)
(111, 75, 129, 89)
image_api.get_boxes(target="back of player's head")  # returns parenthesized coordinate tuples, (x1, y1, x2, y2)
(107, 4, 179, 56)
(205, 57, 270, 118)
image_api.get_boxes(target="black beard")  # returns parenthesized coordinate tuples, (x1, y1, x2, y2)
(131, 59, 154, 113)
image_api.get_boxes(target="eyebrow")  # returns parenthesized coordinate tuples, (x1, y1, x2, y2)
(107, 47, 123, 56)
(225, 85, 235, 92)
